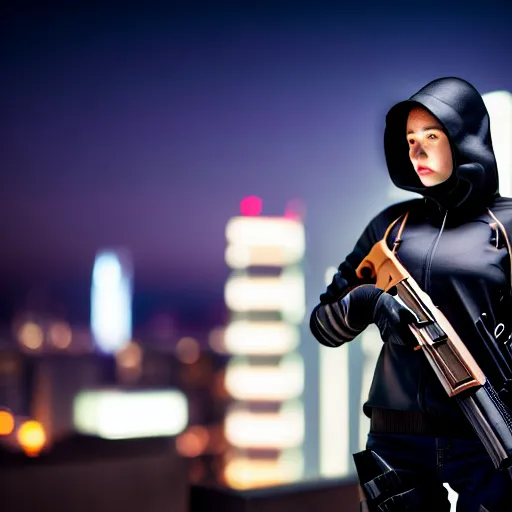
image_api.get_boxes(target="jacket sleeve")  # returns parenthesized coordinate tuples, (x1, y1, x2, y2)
(310, 201, 413, 348)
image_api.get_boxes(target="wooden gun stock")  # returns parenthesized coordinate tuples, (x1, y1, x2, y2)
(355, 239, 485, 396)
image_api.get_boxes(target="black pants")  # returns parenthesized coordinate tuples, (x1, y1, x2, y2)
(366, 433, 512, 511)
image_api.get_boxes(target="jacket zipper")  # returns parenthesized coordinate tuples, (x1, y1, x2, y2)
(419, 209, 448, 409)
(423, 210, 449, 294)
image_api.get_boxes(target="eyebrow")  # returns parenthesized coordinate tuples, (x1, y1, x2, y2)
(407, 124, 443, 135)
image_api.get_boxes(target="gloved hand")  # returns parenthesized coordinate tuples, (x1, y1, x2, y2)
(341, 284, 418, 346)
(338, 284, 384, 330)
(311, 284, 418, 348)
(372, 291, 418, 347)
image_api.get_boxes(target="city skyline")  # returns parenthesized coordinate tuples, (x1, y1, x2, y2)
(2, 2, 512, 326)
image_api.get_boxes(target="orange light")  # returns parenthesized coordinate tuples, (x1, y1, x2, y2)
(176, 425, 210, 457)
(0, 410, 15, 435)
(17, 420, 46, 457)
(17, 322, 44, 350)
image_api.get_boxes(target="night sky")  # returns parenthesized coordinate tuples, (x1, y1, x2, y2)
(1, 1, 512, 328)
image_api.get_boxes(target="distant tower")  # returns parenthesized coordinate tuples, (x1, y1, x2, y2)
(91, 249, 133, 354)
(483, 90, 512, 195)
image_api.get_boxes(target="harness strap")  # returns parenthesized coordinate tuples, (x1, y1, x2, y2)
(383, 212, 410, 254)
(386, 208, 512, 295)
(487, 207, 512, 298)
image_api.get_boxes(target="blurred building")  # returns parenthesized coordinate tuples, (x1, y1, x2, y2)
(205, 196, 307, 489)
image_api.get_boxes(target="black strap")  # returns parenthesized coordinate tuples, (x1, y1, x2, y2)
(384, 212, 410, 254)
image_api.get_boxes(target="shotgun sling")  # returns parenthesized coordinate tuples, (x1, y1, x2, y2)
(356, 238, 512, 474)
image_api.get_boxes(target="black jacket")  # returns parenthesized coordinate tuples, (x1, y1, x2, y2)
(312, 77, 512, 427)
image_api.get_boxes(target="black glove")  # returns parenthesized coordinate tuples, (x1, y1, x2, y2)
(373, 292, 418, 347)
(311, 284, 383, 346)
(340, 284, 384, 330)
(311, 284, 417, 348)
(343, 285, 418, 347)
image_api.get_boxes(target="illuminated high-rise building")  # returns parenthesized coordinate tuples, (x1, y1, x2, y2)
(219, 196, 306, 489)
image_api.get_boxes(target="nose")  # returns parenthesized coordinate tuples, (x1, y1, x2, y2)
(410, 141, 427, 159)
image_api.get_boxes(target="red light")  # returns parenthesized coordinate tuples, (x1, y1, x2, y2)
(284, 198, 305, 220)
(240, 196, 262, 216)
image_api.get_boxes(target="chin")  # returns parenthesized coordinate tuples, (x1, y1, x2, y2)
(419, 175, 445, 187)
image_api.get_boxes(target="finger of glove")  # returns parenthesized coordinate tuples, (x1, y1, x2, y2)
(348, 284, 383, 306)
(380, 317, 417, 347)
(373, 293, 401, 323)
(398, 307, 417, 326)
(374, 293, 418, 347)
(344, 285, 384, 328)
(395, 322, 419, 347)
(374, 293, 417, 324)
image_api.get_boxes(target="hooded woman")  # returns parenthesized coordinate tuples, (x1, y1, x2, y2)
(310, 77, 512, 511)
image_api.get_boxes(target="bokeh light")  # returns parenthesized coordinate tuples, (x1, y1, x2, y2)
(176, 337, 200, 364)
(176, 425, 210, 457)
(0, 410, 15, 436)
(240, 196, 262, 216)
(17, 322, 44, 350)
(17, 420, 46, 457)
(48, 321, 72, 349)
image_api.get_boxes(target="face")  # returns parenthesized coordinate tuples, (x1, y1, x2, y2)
(406, 106, 453, 187)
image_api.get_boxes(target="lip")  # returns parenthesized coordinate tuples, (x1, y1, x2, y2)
(417, 166, 434, 175)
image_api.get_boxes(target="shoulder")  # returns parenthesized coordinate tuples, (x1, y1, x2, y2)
(491, 195, 512, 211)
(365, 198, 423, 240)
(377, 198, 423, 220)
(488, 196, 512, 228)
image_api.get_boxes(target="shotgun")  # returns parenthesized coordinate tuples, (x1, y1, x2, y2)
(356, 236, 512, 475)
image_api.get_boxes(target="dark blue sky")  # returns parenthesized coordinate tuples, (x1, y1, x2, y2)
(1, 1, 512, 326)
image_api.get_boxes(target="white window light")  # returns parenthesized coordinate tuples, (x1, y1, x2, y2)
(224, 448, 304, 489)
(224, 353, 304, 401)
(224, 270, 305, 324)
(222, 321, 300, 355)
(224, 401, 304, 449)
(73, 389, 188, 439)
(225, 217, 305, 252)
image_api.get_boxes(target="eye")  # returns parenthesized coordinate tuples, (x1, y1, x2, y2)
(427, 133, 437, 140)
(408, 138, 415, 145)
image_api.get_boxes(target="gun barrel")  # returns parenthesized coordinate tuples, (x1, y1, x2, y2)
(458, 383, 512, 470)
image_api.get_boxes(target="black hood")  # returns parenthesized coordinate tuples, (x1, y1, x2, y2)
(384, 77, 499, 215)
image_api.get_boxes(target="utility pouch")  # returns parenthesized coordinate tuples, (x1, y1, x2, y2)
(353, 449, 452, 511)
(353, 449, 418, 511)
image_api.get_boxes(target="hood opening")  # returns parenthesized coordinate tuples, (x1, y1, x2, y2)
(384, 77, 499, 214)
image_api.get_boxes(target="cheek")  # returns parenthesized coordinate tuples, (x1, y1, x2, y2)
(438, 143, 453, 174)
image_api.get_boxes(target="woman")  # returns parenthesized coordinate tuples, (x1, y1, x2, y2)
(310, 77, 512, 511)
